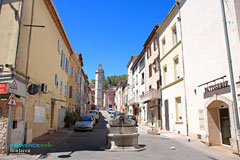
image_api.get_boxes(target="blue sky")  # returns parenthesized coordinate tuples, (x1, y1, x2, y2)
(53, 0, 175, 80)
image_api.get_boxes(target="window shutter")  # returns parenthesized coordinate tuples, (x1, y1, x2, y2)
(60, 80, 63, 94)
(55, 74, 58, 86)
(57, 40, 61, 53)
(61, 51, 63, 68)
(64, 84, 67, 97)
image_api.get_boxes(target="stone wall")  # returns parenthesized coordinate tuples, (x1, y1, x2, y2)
(0, 117, 8, 154)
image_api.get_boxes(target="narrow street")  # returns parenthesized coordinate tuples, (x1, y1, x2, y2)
(2, 110, 238, 160)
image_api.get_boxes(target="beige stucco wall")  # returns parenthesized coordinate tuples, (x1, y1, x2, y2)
(180, 0, 240, 151)
(145, 40, 159, 92)
(9, 0, 72, 142)
(157, 7, 187, 135)
(0, 1, 22, 71)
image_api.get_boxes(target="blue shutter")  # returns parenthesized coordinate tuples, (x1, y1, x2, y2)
(64, 84, 67, 97)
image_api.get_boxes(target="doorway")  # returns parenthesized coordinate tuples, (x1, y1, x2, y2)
(50, 102, 55, 128)
(219, 108, 231, 145)
(164, 100, 169, 131)
(207, 100, 231, 146)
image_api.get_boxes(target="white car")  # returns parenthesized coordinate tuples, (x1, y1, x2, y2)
(107, 108, 113, 114)
(74, 115, 94, 131)
(87, 110, 99, 122)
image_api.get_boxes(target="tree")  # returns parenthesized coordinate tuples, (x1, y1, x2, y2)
(104, 74, 127, 89)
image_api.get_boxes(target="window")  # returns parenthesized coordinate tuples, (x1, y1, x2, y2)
(77, 73, 80, 83)
(162, 38, 166, 55)
(109, 97, 112, 102)
(64, 84, 67, 97)
(65, 58, 69, 74)
(176, 97, 182, 121)
(157, 80, 160, 90)
(154, 58, 159, 73)
(172, 25, 177, 45)
(60, 51, 64, 68)
(147, 46, 151, 59)
(163, 66, 167, 85)
(60, 80, 63, 94)
(61, 51, 66, 70)
(141, 73, 144, 84)
(75, 72, 78, 82)
(71, 65, 74, 77)
(57, 40, 61, 53)
(136, 75, 138, 85)
(69, 86, 73, 98)
(63, 54, 66, 70)
(75, 90, 78, 101)
(109, 93, 112, 97)
(149, 85, 152, 90)
(149, 64, 152, 77)
(55, 74, 58, 86)
(154, 37, 158, 51)
(139, 57, 145, 71)
(174, 57, 180, 80)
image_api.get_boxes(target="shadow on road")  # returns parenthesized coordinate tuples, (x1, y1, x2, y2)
(22, 111, 109, 156)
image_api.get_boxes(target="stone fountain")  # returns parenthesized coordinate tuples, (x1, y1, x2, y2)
(107, 113, 146, 151)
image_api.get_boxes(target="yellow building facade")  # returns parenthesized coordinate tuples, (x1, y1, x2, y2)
(0, 0, 75, 151)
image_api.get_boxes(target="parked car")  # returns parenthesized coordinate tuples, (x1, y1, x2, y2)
(87, 114, 96, 125)
(113, 111, 121, 119)
(110, 111, 115, 118)
(87, 110, 99, 122)
(74, 115, 94, 131)
(125, 115, 138, 126)
(107, 108, 113, 114)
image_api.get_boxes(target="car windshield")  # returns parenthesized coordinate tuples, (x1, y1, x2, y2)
(127, 115, 136, 120)
(88, 111, 96, 114)
(79, 116, 92, 121)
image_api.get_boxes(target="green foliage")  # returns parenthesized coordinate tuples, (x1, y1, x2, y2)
(64, 111, 75, 127)
(104, 74, 127, 89)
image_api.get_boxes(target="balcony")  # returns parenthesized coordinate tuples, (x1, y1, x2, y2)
(128, 97, 139, 106)
(140, 89, 161, 103)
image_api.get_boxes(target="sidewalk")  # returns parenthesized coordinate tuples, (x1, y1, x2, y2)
(138, 124, 240, 160)
(0, 127, 74, 160)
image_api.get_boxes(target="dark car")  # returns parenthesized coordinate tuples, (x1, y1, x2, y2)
(125, 115, 138, 126)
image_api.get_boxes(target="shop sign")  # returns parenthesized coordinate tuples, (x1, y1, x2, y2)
(204, 81, 229, 93)
(203, 80, 231, 99)
(0, 83, 8, 94)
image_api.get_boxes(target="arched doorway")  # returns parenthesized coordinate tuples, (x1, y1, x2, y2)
(207, 100, 231, 146)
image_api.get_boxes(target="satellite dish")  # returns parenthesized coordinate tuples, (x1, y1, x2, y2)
(27, 84, 39, 95)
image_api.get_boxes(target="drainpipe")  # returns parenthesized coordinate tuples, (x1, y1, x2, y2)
(176, 1, 189, 136)
(156, 27, 163, 130)
(14, 0, 23, 69)
(220, 0, 240, 155)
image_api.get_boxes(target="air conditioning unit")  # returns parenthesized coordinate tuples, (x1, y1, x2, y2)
(41, 83, 48, 93)
(0, 65, 3, 72)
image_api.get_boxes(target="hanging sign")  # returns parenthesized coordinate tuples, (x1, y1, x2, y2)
(6, 94, 17, 106)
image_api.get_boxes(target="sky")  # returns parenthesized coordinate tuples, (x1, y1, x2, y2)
(53, 0, 175, 80)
